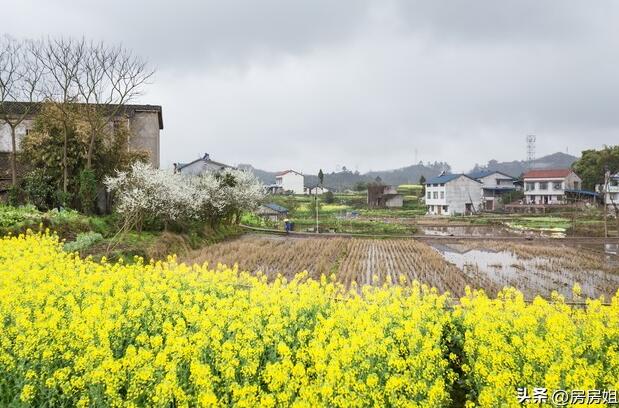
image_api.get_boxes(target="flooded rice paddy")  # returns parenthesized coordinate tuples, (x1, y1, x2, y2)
(430, 240, 619, 299)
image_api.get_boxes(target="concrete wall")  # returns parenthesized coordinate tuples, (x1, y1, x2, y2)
(385, 195, 404, 208)
(1, 110, 161, 169)
(0, 120, 31, 152)
(179, 160, 229, 175)
(277, 172, 304, 194)
(445, 176, 482, 215)
(128, 111, 160, 168)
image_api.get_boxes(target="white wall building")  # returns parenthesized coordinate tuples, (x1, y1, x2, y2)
(272, 170, 304, 194)
(425, 174, 482, 215)
(596, 172, 619, 212)
(523, 169, 582, 205)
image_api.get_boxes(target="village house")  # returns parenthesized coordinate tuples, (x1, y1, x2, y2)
(367, 185, 403, 208)
(256, 203, 289, 221)
(267, 170, 304, 194)
(304, 185, 329, 195)
(523, 169, 582, 205)
(0, 102, 163, 169)
(174, 153, 235, 175)
(468, 170, 517, 210)
(425, 174, 482, 215)
(596, 172, 619, 213)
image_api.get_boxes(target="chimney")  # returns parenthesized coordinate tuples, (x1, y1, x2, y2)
(203, 153, 210, 161)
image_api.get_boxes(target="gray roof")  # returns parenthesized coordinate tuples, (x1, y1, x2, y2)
(426, 173, 482, 185)
(176, 156, 235, 172)
(263, 203, 288, 213)
(0, 101, 163, 129)
(467, 170, 516, 180)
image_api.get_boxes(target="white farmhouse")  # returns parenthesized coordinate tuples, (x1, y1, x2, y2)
(425, 174, 482, 215)
(523, 169, 582, 205)
(267, 170, 304, 194)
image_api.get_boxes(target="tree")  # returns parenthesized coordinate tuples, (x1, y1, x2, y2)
(419, 175, 426, 197)
(0, 36, 44, 185)
(34, 37, 86, 194)
(318, 169, 324, 186)
(324, 190, 335, 204)
(105, 164, 264, 232)
(21, 101, 147, 210)
(77, 41, 154, 169)
(572, 146, 619, 190)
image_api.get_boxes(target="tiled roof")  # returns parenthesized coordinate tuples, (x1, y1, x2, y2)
(276, 170, 303, 177)
(467, 170, 515, 180)
(0, 101, 163, 129)
(523, 169, 572, 179)
(263, 203, 288, 213)
(426, 174, 481, 184)
(176, 156, 235, 171)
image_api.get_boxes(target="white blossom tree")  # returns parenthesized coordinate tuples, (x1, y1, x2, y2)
(105, 162, 263, 232)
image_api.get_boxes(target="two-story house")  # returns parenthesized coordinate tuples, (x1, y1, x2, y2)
(468, 170, 517, 210)
(596, 172, 619, 213)
(267, 170, 304, 194)
(425, 174, 482, 215)
(523, 169, 581, 205)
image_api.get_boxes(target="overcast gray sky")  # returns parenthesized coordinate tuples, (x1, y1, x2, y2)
(4, 1, 619, 173)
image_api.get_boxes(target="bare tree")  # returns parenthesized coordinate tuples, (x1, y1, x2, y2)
(77, 41, 154, 169)
(34, 37, 85, 194)
(0, 36, 44, 185)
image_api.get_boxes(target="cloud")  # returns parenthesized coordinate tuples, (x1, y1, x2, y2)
(3, 1, 619, 173)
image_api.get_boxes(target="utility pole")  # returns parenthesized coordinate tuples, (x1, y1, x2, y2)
(604, 168, 609, 238)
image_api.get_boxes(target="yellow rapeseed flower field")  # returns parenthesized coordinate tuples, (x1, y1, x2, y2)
(1, 232, 618, 407)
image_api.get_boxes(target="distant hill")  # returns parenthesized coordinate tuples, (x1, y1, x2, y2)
(240, 152, 578, 191)
(469, 152, 578, 178)
(366, 162, 451, 186)
(240, 161, 451, 191)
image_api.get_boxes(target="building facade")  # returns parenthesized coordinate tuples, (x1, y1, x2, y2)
(425, 174, 482, 215)
(0, 102, 163, 168)
(523, 169, 581, 205)
(367, 185, 404, 208)
(267, 170, 304, 194)
(596, 172, 619, 213)
(468, 170, 517, 210)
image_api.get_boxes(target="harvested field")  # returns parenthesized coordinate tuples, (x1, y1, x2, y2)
(184, 235, 473, 295)
(183, 235, 619, 299)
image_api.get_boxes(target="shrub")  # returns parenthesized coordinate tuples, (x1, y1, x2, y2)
(63, 231, 103, 253)
(78, 169, 98, 214)
(22, 168, 56, 211)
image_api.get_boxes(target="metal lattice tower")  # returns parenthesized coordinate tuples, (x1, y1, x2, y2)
(526, 134, 536, 170)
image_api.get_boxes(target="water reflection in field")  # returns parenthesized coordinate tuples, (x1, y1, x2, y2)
(431, 241, 619, 299)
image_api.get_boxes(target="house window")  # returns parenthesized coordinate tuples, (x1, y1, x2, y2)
(440, 191, 444, 199)
(552, 182, 562, 190)
(433, 192, 438, 199)
(427, 192, 431, 199)
(574, 182, 580, 190)
(539, 182, 548, 190)
(526, 182, 535, 191)
(25, 128, 31, 136)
